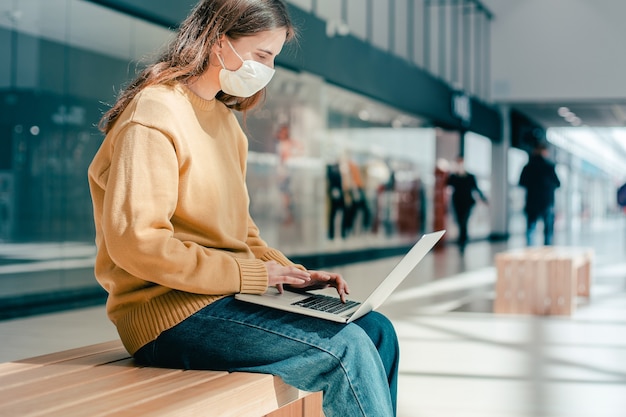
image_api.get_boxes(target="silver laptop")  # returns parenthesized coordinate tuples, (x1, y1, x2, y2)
(235, 230, 445, 323)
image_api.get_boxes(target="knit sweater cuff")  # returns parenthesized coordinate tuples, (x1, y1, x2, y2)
(237, 258, 269, 294)
(260, 249, 305, 270)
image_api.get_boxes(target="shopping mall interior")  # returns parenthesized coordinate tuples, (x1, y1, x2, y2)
(0, 1, 625, 416)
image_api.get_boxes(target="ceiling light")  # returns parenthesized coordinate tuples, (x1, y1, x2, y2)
(392, 118, 403, 128)
(557, 107, 570, 117)
(564, 113, 577, 122)
(358, 110, 371, 121)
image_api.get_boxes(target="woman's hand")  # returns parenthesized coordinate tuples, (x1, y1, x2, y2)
(265, 261, 350, 302)
(265, 261, 311, 293)
(287, 269, 351, 303)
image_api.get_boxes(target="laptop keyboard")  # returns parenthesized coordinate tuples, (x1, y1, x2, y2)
(292, 294, 360, 314)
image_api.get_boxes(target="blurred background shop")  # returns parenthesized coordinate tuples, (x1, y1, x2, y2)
(0, 0, 625, 317)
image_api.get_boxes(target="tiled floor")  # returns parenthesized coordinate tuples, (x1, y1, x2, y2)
(1, 219, 625, 416)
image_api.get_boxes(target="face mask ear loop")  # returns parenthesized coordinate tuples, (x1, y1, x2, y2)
(216, 52, 227, 69)
(226, 39, 245, 63)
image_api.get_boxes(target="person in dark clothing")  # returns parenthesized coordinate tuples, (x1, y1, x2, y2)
(326, 163, 347, 239)
(446, 156, 488, 252)
(519, 143, 561, 246)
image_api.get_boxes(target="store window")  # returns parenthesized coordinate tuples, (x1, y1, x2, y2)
(244, 68, 435, 254)
(0, 0, 436, 308)
(507, 147, 529, 236)
(463, 131, 492, 240)
(0, 0, 170, 304)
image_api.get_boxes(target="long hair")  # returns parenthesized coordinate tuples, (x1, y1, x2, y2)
(98, 0, 295, 133)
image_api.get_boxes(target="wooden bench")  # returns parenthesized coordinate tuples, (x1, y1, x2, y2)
(0, 340, 323, 417)
(494, 246, 593, 316)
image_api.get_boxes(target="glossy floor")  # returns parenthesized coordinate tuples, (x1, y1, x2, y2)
(1, 219, 625, 417)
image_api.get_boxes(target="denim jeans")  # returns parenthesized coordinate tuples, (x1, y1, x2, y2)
(526, 205, 555, 246)
(134, 296, 399, 417)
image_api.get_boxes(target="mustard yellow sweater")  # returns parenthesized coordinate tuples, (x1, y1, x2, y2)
(88, 83, 294, 355)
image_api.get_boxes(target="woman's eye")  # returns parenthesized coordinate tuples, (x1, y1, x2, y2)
(257, 56, 274, 68)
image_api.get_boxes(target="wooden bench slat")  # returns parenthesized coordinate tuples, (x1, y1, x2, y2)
(0, 340, 125, 377)
(0, 358, 136, 407)
(1, 366, 226, 417)
(0, 348, 129, 389)
(0, 340, 324, 417)
(53, 368, 225, 417)
(110, 372, 306, 417)
(5, 340, 124, 366)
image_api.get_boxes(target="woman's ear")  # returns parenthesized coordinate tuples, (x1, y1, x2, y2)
(211, 34, 226, 54)
(217, 34, 227, 49)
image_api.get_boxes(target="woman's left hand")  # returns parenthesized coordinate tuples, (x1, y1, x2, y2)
(287, 270, 350, 303)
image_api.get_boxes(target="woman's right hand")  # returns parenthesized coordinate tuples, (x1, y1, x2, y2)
(265, 261, 311, 293)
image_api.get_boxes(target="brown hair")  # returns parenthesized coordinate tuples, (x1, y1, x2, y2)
(98, 0, 295, 133)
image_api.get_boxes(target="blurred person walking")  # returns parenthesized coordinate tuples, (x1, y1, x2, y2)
(446, 155, 487, 253)
(519, 143, 561, 246)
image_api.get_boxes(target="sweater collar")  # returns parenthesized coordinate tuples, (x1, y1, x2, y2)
(177, 84, 216, 111)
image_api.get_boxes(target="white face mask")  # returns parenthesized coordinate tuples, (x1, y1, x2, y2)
(217, 39, 275, 98)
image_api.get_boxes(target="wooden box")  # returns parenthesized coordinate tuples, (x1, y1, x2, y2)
(494, 247, 593, 315)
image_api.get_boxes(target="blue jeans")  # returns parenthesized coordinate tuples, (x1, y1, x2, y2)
(526, 205, 555, 246)
(134, 296, 399, 417)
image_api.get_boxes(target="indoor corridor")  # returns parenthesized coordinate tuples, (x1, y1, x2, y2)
(1, 218, 625, 417)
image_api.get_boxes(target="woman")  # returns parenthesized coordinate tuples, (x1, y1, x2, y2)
(88, 1, 399, 416)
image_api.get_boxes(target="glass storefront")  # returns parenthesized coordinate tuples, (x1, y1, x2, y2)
(507, 146, 528, 236)
(0, 0, 172, 306)
(0, 0, 439, 306)
(241, 68, 433, 254)
(463, 131, 492, 240)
